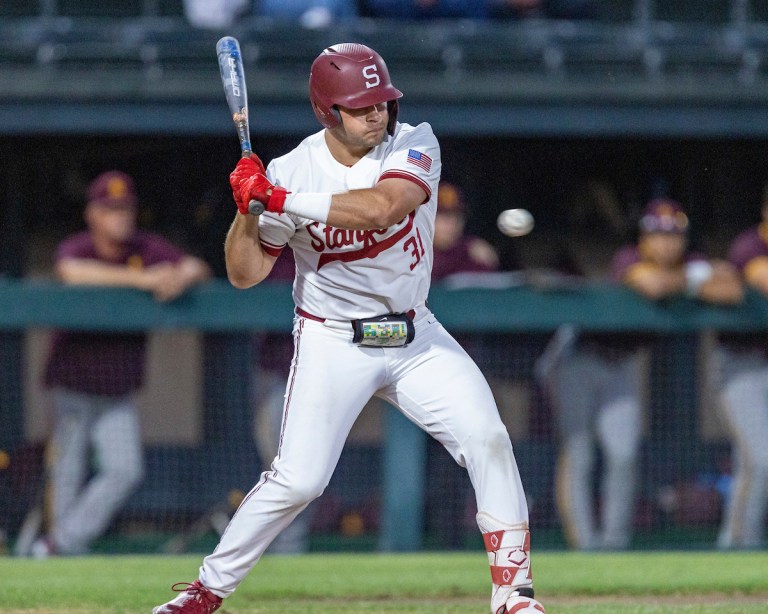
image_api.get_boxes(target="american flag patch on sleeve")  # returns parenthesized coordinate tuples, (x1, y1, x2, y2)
(407, 149, 432, 172)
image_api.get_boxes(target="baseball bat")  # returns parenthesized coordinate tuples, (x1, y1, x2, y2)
(216, 36, 264, 216)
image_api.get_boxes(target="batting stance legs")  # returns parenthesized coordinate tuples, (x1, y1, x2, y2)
(198, 307, 535, 611)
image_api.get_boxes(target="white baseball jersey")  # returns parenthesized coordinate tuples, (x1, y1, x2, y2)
(258, 121, 441, 320)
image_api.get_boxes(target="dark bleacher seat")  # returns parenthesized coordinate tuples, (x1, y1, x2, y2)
(548, 21, 653, 80)
(652, 25, 756, 82)
(35, 20, 145, 70)
(0, 0, 43, 18)
(154, 0, 186, 17)
(749, 0, 768, 22)
(591, 0, 639, 24)
(236, 20, 337, 76)
(349, 20, 449, 76)
(653, 0, 734, 25)
(745, 3, 768, 81)
(0, 38, 39, 67)
(140, 25, 224, 73)
(427, 20, 548, 79)
(55, 0, 144, 18)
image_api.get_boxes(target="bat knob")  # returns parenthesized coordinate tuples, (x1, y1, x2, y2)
(248, 199, 264, 216)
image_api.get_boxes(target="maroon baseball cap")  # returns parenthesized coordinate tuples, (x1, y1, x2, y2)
(639, 198, 689, 234)
(86, 171, 138, 209)
(437, 182, 465, 214)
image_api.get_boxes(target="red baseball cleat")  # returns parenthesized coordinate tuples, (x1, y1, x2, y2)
(152, 580, 223, 614)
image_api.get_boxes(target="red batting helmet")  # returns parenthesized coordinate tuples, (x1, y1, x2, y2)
(309, 43, 403, 135)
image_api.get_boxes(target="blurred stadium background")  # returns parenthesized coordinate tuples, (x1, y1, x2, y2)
(2, 0, 768, 555)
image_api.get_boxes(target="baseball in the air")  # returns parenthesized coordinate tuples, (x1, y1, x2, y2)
(497, 208, 534, 237)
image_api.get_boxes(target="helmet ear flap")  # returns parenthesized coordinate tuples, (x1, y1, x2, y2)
(331, 105, 342, 127)
(386, 100, 399, 136)
(311, 100, 340, 129)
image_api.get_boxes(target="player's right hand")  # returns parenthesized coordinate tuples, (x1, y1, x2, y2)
(229, 154, 266, 214)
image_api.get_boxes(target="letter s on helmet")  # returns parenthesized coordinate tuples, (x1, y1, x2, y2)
(309, 43, 403, 136)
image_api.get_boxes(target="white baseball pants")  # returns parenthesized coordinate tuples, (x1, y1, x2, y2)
(548, 347, 646, 550)
(715, 346, 768, 549)
(200, 306, 529, 596)
(50, 389, 144, 554)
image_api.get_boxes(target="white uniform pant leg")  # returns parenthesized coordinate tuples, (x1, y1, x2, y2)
(549, 351, 599, 550)
(377, 315, 529, 527)
(718, 354, 768, 548)
(550, 349, 643, 550)
(253, 368, 312, 554)
(50, 390, 91, 552)
(200, 318, 386, 597)
(596, 353, 643, 550)
(52, 391, 144, 554)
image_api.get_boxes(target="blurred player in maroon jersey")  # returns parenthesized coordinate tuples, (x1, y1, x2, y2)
(432, 181, 499, 281)
(541, 198, 742, 550)
(33, 171, 210, 557)
(716, 185, 768, 549)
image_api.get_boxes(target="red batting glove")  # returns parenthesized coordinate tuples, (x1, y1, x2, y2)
(229, 154, 266, 215)
(239, 173, 290, 214)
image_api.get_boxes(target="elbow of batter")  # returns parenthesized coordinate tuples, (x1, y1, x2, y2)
(370, 199, 412, 229)
(227, 265, 265, 289)
(227, 273, 256, 289)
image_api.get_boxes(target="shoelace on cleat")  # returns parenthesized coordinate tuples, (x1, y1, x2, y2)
(170, 582, 218, 603)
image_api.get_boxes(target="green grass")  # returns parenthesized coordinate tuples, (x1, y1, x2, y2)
(1, 551, 767, 612)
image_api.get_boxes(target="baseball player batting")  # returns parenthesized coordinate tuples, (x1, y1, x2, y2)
(153, 43, 545, 614)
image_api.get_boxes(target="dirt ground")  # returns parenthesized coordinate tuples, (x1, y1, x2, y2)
(543, 593, 768, 605)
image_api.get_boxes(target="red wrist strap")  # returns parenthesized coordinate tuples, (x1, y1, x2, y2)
(267, 186, 289, 213)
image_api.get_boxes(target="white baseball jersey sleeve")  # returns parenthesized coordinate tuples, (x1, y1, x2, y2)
(257, 122, 441, 320)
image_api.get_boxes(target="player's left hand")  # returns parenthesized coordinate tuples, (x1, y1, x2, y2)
(229, 155, 267, 214)
(239, 173, 290, 214)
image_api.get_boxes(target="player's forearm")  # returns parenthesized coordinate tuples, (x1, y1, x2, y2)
(697, 267, 744, 305)
(277, 189, 400, 229)
(56, 259, 154, 289)
(743, 258, 768, 296)
(698, 278, 744, 304)
(625, 269, 686, 300)
(325, 189, 409, 230)
(224, 214, 272, 288)
(274, 177, 425, 230)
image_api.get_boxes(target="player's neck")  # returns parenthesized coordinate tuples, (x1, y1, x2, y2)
(324, 130, 371, 167)
(92, 232, 127, 261)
